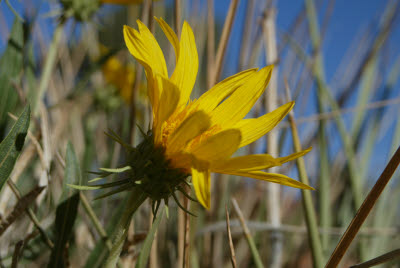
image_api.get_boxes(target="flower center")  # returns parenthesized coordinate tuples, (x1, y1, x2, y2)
(126, 132, 189, 202)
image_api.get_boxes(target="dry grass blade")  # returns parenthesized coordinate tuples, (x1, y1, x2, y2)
(262, 7, 283, 268)
(238, 0, 255, 70)
(178, 185, 190, 268)
(211, 0, 239, 85)
(206, 0, 215, 89)
(231, 198, 264, 268)
(326, 145, 400, 267)
(0, 186, 45, 236)
(11, 240, 23, 268)
(284, 79, 324, 268)
(183, 190, 190, 268)
(6, 180, 53, 248)
(225, 205, 237, 268)
(350, 248, 400, 268)
(175, 0, 181, 37)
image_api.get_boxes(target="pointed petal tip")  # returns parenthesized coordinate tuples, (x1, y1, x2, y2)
(123, 24, 130, 32)
(304, 184, 315, 190)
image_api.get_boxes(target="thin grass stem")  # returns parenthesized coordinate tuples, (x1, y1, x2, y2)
(326, 146, 400, 267)
(103, 188, 147, 268)
(231, 198, 264, 268)
(285, 80, 324, 268)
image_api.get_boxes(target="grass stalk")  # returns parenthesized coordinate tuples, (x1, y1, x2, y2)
(211, 0, 239, 85)
(6, 180, 54, 249)
(103, 188, 147, 268)
(238, 0, 255, 70)
(350, 248, 400, 268)
(206, 0, 215, 89)
(326, 146, 400, 267)
(284, 81, 324, 268)
(231, 198, 264, 268)
(175, 0, 181, 37)
(34, 18, 65, 116)
(262, 8, 282, 268)
(225, 205, 237, 268)
(304, 0, 363, 211)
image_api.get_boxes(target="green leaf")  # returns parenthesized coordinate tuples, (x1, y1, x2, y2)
(135, 208, 164, 268)
(99, 166, 131, 173)
(48, 194, 80, 268)
(84, 198, 128, 268)
(48, 143, 81, 268)
(59, 142, 82, 203)
(0, 105, 30, 192)
(0, 18, 24, 135)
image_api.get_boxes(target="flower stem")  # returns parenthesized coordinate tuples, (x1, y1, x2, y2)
(34, 18, 65, 116)
(103, 188, 147, 268)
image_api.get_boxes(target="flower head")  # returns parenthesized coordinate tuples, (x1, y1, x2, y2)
(122, 18, 313, 210)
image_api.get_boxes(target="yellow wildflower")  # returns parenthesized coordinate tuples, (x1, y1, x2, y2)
(123, 18, 313, 210)
(102, 55, 135, 104)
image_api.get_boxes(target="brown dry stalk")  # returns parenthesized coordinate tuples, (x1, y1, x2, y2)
(350, 248, 400, 268)
(11, 240, 24, 268)
(326, 145, 400, 267)
(183, 190, 190, 268)
(0, 186, 45, 236)
(6, 181, 53, 248)
(238, 0, 256, 70)
(206, 0, 215, 89)
(175, 0, 181, 37)
(225, 205, 237, 268)
(211, 0, 240, 85)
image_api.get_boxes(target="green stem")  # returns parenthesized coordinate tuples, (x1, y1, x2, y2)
(287, 111, 324, 268)
(34, 18, 65, 116)
(103, 188, 147, 268)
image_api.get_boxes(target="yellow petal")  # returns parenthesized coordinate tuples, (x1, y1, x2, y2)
(276, 147, 312, 164)
(209, 66, 273, 128)
(220, 170, 314, 190)
(211, 147, 312, 172)
(123, 23, 167, 111)
(191, 167, 211, 209)
(170, 21, 199, 108)
(190, 129, 241, 162)
(123, 23, 168, 78)
(153, 75, 180, 143)
(167, 111, 211, 153)
(193, 68, 257, 113)
(155, 17, 179, 62)
(234, 101, 294, 148)
(211, 154, 280, 172)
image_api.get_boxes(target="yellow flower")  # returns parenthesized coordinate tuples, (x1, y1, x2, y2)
(102, 55, 135, 104)
(123, 18, 313, 209)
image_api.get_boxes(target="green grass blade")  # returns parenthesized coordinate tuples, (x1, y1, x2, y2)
(60, 143, 82, 202)
(84, 197, 128, 268)
(0, 18, 24, 134)
(48, 143, 81, 268)
(0, 105, 30, 192)
(135, 208, 164, 268)
(48, 194, 80, 268)
(285, 94, 324, 268)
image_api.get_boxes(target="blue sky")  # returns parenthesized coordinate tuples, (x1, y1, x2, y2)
(1, 0, 397, 79)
